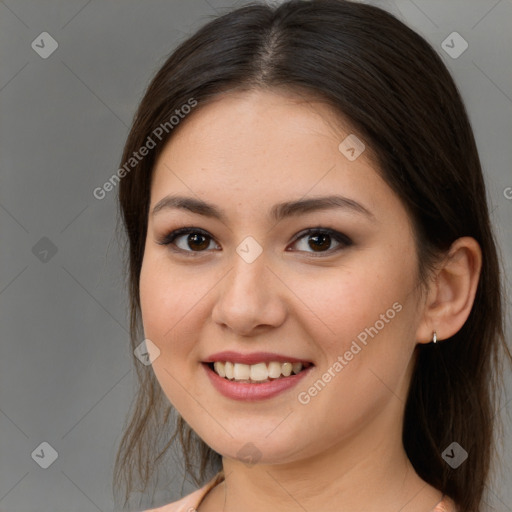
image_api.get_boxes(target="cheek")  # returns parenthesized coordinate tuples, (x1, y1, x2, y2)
(139, 254, 189, 356)
(289, 249, 415, 354)
(140, 247, 192, 327)
(139, 257, 165, 338)
(139, 250, 218, 365)
(139, 256, 199, 408)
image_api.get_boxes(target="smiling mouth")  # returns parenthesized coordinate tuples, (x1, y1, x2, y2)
(205, 361, 314, 383)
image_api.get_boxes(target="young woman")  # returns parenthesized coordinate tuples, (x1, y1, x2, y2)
(112, 1, 512, 511)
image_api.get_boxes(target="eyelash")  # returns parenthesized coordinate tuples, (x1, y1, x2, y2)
(156, 226, 353, 257)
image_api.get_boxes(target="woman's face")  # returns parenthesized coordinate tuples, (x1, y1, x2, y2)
(139, 89, 427, 465)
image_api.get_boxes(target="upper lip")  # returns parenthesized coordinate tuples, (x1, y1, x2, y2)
(204, 351, 313, 365)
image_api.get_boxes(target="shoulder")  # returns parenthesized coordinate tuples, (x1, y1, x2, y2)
(141, 486, 205, 512)
(432, 495, 458, 512)
(141, 471, 225, 512)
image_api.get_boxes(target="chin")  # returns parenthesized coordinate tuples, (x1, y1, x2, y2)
(205, 435, 308, 467)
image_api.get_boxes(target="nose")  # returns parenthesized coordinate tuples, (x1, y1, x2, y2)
(211, 249, 288, 336)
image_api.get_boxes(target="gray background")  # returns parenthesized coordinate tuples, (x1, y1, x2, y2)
(1, 0, 511, 511)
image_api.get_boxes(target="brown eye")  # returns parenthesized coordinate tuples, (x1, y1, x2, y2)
(289, 228, 352, 255)
(183, 232, 211, 251)
(157, 227, 218, 254)
(158, 226, 352, 257)
(306, 232, 332, 252)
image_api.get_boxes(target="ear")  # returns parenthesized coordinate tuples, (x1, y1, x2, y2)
(416, 237, 482, 344)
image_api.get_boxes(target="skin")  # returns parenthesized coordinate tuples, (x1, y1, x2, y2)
(139, 89, 481, 512)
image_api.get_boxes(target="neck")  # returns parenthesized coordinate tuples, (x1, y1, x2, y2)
(208, 408, 442, 512)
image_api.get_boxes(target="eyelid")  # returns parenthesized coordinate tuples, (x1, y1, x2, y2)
(157, 227, 219, 254)
(290, 227, 352, 251)
(156, 226, 352, 256)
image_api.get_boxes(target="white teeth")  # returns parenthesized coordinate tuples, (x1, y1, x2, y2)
(250, 362, 269, 381)
(267, 361, 282, 379)
(211, 361, 307, 381)
(292, 362, 302, 374)
(213, 361, 225, 378)
(233, 363, 250, 380)
(224, 361, 234, 380)
(281, 362, 292, 377)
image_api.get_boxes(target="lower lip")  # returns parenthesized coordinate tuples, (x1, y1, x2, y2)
(202, 363, 314, 401)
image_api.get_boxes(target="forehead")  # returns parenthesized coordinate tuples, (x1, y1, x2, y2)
(163, 88, 356, 155)
(153, 89, 371, 184)
(148, 89, 408, 231)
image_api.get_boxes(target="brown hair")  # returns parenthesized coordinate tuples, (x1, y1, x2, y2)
(113, 1, 512, 510)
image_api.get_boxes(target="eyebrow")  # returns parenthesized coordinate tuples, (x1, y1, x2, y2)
(151, 194, 375, 223)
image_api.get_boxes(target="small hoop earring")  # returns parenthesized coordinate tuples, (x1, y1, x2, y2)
(432, 331, 437, 344)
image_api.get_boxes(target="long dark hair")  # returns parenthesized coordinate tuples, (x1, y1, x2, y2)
(113, 1, 512, 510)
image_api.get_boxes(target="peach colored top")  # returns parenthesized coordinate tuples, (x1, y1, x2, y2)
(142, 470, 457, 512)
